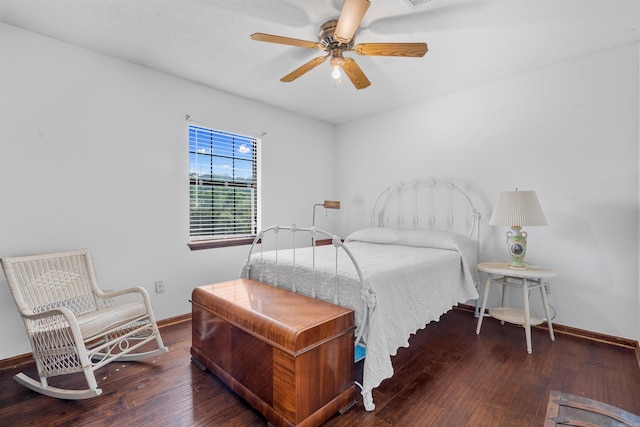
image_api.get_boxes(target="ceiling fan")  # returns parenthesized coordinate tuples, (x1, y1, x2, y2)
(250, 0, 428, 89)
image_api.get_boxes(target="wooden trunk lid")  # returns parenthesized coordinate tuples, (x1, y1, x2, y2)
(191, 279, 354, 355)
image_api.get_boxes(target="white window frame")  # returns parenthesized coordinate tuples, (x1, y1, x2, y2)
(188, 124, 261, 250)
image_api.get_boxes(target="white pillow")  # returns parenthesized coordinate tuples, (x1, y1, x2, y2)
(398, 229, 457, 250)
(346, 227, 476, 252)
(345, 227, 400, 245)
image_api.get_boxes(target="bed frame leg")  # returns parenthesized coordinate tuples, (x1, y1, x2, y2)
(362, 390, 375, 411)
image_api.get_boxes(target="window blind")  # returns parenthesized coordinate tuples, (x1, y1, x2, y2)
(189, 125, 259, 242)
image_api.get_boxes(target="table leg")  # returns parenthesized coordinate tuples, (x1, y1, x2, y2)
(522, 279, 532, 354)
(500, 279, 507, 325)
(540, 282, 555, 341)
(476, 274, 492, 335)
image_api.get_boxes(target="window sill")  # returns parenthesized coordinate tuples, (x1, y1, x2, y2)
(188, 237, 257, 250)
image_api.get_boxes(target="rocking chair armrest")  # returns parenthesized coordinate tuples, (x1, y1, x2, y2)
(19, 306, 86, 343)
(96, 286, 146, 299)
(96, 286, 155, 311)
(19, 305, 76, 322)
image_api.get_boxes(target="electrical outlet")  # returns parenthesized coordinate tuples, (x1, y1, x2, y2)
(155, 280, 165, 293)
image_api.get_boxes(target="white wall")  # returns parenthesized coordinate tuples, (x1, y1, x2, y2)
(335, 43, 640, 342)
(1, 22, 638, 361)
(0, 23, 337, 359)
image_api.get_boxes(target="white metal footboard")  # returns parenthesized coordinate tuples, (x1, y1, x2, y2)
(240, 224, 373, 350)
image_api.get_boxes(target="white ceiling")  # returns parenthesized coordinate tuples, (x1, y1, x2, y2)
(1, 0, 639, 124)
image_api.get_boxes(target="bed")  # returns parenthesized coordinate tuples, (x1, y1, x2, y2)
(240, 179, 481, 411)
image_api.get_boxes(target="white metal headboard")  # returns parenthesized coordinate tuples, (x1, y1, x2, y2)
(370, 179, 481, 241)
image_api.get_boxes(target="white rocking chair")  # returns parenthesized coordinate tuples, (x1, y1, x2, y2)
(1, 249, 168, 399)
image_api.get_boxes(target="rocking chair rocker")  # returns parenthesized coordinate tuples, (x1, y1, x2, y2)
(1, 249, 168, 399)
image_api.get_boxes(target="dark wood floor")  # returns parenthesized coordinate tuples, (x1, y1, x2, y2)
(1, 308, 639, 426)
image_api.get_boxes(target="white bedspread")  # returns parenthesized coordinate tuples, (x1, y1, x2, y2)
(241, 228, 479, 407)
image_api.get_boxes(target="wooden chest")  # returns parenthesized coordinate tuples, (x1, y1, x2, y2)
(191, 279, 356, 427)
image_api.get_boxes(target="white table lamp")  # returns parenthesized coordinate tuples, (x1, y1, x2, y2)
(489, 190, 547, 268)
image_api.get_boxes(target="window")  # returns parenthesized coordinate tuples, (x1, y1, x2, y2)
(188, 124, 260, 249)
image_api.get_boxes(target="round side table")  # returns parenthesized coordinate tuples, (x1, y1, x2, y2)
(475, 261, 556, 354)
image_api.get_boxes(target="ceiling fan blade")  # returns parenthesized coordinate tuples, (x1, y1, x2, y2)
(334, 0, 370, 44)
(354, 43, 428, 57)
(280, 56, 328, 82)
(250, 33, 322, 49)
(341, 57, 371, 90)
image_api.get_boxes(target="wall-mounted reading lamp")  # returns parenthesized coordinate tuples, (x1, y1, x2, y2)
(312, 200, 341, 227)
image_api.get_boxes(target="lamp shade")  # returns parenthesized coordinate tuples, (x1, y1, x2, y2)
(489, 190, 547, 227)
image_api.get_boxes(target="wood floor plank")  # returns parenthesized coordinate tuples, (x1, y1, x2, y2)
(1, 309, 638, 426)
(602, 344, 640, 413)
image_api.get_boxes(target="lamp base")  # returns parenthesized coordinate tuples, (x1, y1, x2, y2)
(506, 227, 527, 269)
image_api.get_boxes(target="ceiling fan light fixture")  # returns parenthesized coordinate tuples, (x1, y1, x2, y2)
(334, 0, 370, 44)
(330, 50, 345, 81)
(331, 66, 341, 80)
(330, 49, 345, 66)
